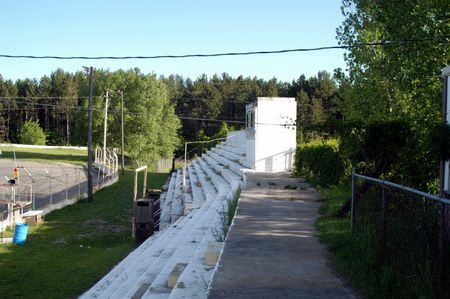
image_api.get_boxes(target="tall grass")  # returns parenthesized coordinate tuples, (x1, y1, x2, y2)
(317, 182, 448, 298)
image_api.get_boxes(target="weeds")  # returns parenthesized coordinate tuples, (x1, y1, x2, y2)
(212, 188, 241, 242)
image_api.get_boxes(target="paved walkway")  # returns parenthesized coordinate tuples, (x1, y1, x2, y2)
(207, 172, 355, 299)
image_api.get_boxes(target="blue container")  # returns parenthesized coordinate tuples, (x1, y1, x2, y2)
(13, 223, 29, 245)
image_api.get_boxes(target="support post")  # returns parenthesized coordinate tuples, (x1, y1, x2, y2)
(350, 167, 356, 233)
(381, 183, 387, 258)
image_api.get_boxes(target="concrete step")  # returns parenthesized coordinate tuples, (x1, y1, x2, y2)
(207, 151, 246, 178)
(106, 211, 199, 299)
(216, 143, 246, 158)
(121, 189, 228, 298)
(140, 189, 230, 298)
(160, 172, 178, 226)
(80, 214, 188, 299)
(203, 153, 242, 190)
(184, 165, 206, 214)
(197, 158, 230, 194)
(213, 146, 253, 169)
(171, 170, 184, 223)
(191, 160, 219, 207)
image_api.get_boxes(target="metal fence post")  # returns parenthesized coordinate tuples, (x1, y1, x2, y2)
(438, 202, 446, 299)
(381, 182, 387, 258)
(45, 169, 53, 205)
(351, 167, 356, 233)
(77, 169, 81, 197)
(62, 167, 68, 200)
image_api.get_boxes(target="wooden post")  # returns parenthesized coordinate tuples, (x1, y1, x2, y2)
(133, 165, 148, 240)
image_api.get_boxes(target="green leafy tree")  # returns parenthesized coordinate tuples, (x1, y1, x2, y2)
(18, 120, 46, 145)
(335, 0, 449, 126)
(335, 0, 449, 190)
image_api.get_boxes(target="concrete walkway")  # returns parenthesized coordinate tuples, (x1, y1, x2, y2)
(207, 172, 355, 299)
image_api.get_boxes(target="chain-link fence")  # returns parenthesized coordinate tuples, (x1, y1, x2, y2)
(0, 161, 118, 231)
(351, 170, 450, 298)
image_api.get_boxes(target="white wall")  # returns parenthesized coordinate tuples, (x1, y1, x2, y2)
(251, 97, 297, 172)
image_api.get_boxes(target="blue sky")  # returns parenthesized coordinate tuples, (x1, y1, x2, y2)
(0, 0, 347, 82)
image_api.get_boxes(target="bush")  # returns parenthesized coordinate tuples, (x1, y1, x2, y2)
(18, 120, 46, 145)
(294, 138, 348, 187)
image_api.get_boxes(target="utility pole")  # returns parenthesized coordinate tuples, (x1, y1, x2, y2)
(118, 89, 125, 175)
(86, 66, 94, 202)
(103, 89, 109, 164)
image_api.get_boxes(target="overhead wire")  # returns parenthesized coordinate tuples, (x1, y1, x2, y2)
(0, 37, 448, 60)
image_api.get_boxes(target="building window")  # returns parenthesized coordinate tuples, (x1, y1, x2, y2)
(246, 111, 255, 129)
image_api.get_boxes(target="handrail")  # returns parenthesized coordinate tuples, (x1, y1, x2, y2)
(353, 172, 450, 205)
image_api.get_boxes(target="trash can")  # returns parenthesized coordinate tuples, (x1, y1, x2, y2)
(13, 223, 29, 245)
(135, 199, 154, 243)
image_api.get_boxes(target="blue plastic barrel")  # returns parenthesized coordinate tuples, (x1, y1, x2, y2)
(13, 223, 29, 245)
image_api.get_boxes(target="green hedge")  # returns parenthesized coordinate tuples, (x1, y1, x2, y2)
(294, 139, 348, 187)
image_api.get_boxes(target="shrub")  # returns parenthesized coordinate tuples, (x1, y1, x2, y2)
(294, 138, 348, 187)
(18, 120, 46, 145)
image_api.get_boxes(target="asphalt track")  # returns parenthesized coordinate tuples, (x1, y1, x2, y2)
(0, 159, 108, 216)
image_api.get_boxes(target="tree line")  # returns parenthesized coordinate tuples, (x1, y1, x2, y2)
(0, 68, 339, 163)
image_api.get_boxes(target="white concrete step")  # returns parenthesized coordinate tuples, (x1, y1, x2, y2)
(121, 188, 227, 298)
(212, 146, 243, 162)
(197, 158, 230, 194)
(223, 139, 246, 150)
(171, 170, 184, 223)
(80, 214, 188, 299)
(102, 212, 196, 299)
(216, 143, 246, 158)
(141, 191, 229, 298)
(184, 164, 205, 214)
(160, 172, 177, 226)
(203, 153, 242, 189)
(191, 160, 217, 197)
(207, 150, 246, 178)
(213, 146, 253, 169)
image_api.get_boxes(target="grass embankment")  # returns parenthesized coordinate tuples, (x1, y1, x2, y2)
(0, 146, 169, 298)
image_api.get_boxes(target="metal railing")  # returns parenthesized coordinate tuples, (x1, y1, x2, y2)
(351, 168, 449, 298)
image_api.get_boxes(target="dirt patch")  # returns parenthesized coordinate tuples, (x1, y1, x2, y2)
(77, 218, 128, 239)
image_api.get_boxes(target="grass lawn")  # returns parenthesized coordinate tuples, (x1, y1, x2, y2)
(0, 146, 88, 165)
(0, 147, 169, 298)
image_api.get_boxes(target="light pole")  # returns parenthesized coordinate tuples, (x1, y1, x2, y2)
(83, 66, 94, 202)
(117, 89, 125, 175)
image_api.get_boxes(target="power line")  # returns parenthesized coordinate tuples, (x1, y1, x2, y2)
(0, 38, 447, 60)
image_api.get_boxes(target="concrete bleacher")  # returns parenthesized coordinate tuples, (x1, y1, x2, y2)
(81, 131, 249, 299)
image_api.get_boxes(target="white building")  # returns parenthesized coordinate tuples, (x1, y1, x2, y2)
(244, 97, 297, 172)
